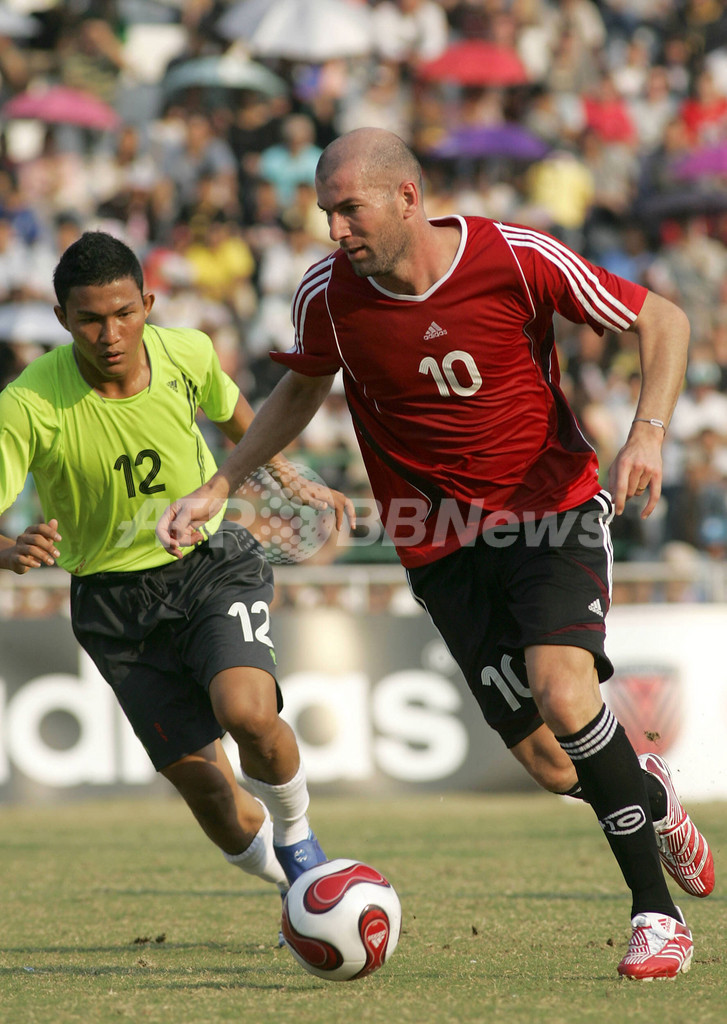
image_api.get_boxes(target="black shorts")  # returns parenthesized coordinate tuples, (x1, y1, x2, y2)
(406, 493, 614, 749)
(70, 523, 282, 771)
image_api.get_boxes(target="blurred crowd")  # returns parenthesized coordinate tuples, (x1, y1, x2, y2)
(2, 0, 727, 577)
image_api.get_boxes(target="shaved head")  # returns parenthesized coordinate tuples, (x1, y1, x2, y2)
(315, 127, 440, 290)
(316, 128, 423, 197)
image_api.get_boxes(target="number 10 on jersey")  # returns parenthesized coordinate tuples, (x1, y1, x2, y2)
(419, 350, 482, 397)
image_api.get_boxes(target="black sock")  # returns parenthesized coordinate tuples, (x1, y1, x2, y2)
(561, 772, 668, 824)
(560, 781, 584, 799)
(556, 705, 677, 919)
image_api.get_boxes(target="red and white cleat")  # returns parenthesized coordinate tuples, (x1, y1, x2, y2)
(618, 909, 693, 981)
(640, 752, 715, 898)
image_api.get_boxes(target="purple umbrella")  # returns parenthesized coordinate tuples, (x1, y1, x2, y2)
(672, 142, 727, 180)
(426, 123, 549, 162)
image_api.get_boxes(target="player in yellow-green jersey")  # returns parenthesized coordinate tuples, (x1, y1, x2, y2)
(0, 318, 239, 575)
(0, 231, 352, 935)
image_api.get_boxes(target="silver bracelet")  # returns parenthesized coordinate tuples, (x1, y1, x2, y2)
(633, 417, 666, 434)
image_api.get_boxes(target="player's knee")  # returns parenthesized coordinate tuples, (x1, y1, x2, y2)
(222, 704, 280, 751)
(529, 673, 596, 736)
(526, 646, 600, 735)
(210, 669, 280, 744)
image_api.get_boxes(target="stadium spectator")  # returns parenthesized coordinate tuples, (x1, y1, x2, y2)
(156, 111, 239, 226)
(55, 5, 128, 104)
(182, 209, 256, 318)
(579, 128, 638, 222)
(158, 127, 713, 980)
(648, 217, 727, 337)
(0, 211, 31, 300)
(227, 93, 288, 225)
(633, 114, 694, 225)
(678, 67, 727, 144)
(248, 211, 330, 345)
(90, 123, 158, 212)
(336, 63, 414, 142)
(510, 0, 560, 83)
(556, 0, 608, 54)
(14, 127, 94, 223)
(582, 72, 637, 145)
(21, 211, 83, 303)
(370, 0, 449, 66)
(523, 146, 595, 247)
(0, 32, 31, 97)
(611, 35, 654, 100)
(628, 64, 679, 155)
(670, 0, 727, 69)
(258, 114, 323, 210)
(658, 32, 692, 97)
(671, 357, 727, 441)
(543, 26, 600, 100)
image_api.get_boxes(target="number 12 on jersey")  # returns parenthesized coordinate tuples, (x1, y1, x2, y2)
(114, 448, 166, 498)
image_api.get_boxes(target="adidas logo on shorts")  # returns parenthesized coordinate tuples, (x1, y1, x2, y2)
(588, 598, 603, 617)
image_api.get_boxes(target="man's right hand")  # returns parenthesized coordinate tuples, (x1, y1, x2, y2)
(156, 478, 229, 557)
(0, 519, 62, 574)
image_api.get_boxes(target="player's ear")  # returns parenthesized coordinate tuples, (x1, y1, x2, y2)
(53, 305, 69, 331)
(143, 292, 155, 317)
(400, 180, 419, 219)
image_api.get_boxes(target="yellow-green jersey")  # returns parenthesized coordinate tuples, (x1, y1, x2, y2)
(0, 324, 240, 574)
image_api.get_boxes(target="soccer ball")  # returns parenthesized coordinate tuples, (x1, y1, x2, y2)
(281, 858, 402, 982)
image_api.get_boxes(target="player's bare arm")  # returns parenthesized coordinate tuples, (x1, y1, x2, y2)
(157, 371, 346, 554)
(0, 519, 62, 574)
(608, 290, 690, 518)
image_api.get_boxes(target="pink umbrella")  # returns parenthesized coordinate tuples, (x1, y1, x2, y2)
(1, 86, 120, 131)
(417, 40, 530, 88)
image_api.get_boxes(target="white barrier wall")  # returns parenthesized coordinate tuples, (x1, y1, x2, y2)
(605, 605, 727, 802)
(0, 604, 724, 802)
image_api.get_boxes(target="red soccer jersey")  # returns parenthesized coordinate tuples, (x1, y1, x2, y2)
(271, 216, 647, 567)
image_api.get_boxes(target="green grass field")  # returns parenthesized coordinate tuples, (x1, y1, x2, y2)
(1, 792, 724, 1024)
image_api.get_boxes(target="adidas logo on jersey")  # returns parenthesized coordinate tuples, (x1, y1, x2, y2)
(166, 379, 178, 391)
(588, 599, 603, 617)
(423, 321, 447, 340)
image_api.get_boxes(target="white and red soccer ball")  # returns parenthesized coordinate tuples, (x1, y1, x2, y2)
(281, 858, 402, 981)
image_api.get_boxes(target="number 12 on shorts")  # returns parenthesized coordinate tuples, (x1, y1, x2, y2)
(228, 600, 274, 647)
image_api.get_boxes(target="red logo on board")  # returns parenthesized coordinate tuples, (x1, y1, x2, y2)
(605, 665, 681, 755)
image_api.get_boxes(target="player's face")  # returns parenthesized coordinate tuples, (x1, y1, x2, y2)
(317, 169, 411, 281)
(55, 278, 154, 390)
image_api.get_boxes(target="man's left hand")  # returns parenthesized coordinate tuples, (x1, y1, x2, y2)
(608, 427, 664, 517)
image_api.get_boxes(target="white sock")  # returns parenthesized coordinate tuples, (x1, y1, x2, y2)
(241, 763, 311, 846)
(222, 800, 288, 892)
